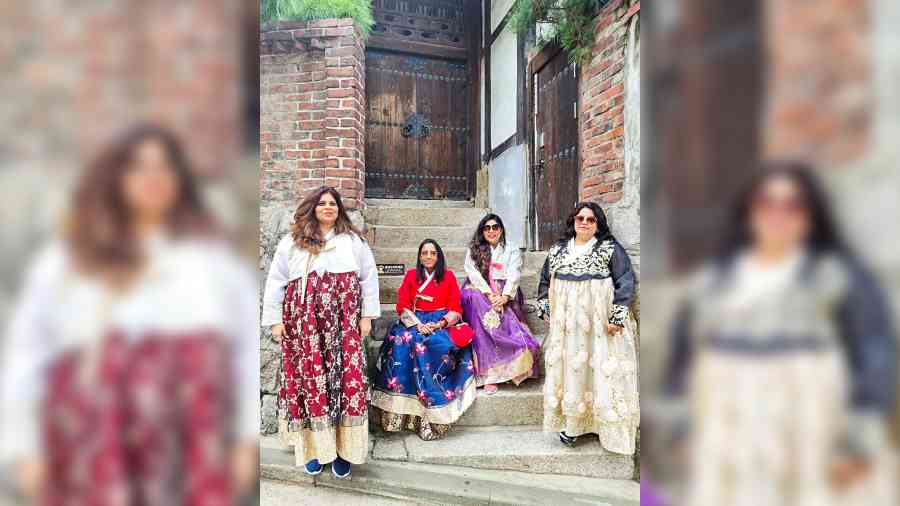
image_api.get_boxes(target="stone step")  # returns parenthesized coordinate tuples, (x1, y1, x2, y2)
(376, 270, 543, 304)
(456, 378, 544, 427)
(364, 205, 489, 227)
(370, 301, 548, 341)
(368, 224, 473, 249)
(371, 247, 548, 273)
(367, 198, 477, 209)
(260, 437, 639, 506)
(372, 425, 635, 479)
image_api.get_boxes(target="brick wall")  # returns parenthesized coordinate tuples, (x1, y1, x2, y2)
(259, 19, 367, 211)
(1, 0, 245, 177)
(578, 0, 638, 204)
(763, 0, 870, 166)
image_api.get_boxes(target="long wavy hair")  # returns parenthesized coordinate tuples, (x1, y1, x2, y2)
(416, 239, 447, 284)
(562, 201, 614, 244)
(290, 186, 362, 254)
(469, 213, 507, 281)
(719, 160, 847, 259)
(65, 123, 213, 276)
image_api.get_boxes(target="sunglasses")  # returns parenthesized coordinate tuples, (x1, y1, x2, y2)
(575, 215, 597, 224)
(482, 224, 502, 232)
(753, 193, 807, 214)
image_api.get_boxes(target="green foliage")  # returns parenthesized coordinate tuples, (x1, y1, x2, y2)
(261, 0, 375, 36)
(510, 0, 601, 64)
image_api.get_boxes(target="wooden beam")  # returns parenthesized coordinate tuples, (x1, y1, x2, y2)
(489, 133, 516, 160)
(367, 35, 469, 60)
(483, 0, 491, 161)
(516, 29, 526, 144)
(489, 6, 515, 46)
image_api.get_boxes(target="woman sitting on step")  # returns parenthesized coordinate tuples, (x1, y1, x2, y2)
(372, 239, 476, 440)
(461, 214, 541, 394)
(262, 186, 381, 479)
(537, 202, 638, 454)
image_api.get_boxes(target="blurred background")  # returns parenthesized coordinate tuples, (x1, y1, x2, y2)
(642, 1, 900, 505)
(0, 1, 260, 504)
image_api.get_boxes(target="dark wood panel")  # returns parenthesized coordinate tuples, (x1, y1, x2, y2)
(371, 0, 467, 55)
(365, 50, 471, 199)
(533, 49, 580, 249)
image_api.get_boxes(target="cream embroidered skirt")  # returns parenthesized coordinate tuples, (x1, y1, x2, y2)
(543, 276, 639, 455)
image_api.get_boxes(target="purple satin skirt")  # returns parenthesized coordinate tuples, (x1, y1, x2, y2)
(460, 279, 541, 386)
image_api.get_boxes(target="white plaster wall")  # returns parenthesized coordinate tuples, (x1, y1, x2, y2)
(605, 14, 641, 270)
(491, 0, 516, 32)
(490, 26, 518, 149)
(488, 143, 528, 247)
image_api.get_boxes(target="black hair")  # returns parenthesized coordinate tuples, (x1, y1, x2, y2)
(416, 238, 447, 284)
(563, 201, 614, 243)
(719, 160, 847, 259)
(469, 213, 507, 280)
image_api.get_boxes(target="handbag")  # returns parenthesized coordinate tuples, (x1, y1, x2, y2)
(448, 322, 475, 348)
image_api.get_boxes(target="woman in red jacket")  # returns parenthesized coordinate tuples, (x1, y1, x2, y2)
(372, 239, 476, 440)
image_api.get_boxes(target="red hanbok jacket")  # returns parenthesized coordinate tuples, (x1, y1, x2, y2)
(396, 268, 463, 327)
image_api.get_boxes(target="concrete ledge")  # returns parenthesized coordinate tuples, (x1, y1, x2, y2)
(261, 437, 639, 506)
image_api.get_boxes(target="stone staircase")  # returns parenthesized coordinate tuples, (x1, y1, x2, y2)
(261, 199, 639, 505)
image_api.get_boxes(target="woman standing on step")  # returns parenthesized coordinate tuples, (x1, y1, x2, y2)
(262, 186, 381, 479)
(664, 164, 897, 505)
(0, 124, 259, 504)
(537, 201, 638, 454)
(461, 214, 541, 394)
(372, 239, 476, 440)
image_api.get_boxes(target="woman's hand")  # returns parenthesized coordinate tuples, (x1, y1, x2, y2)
(606, 323, 624, 336)
(359, 317, 373, 338)
(491, 295, 509, 312)
(231, 441, 259, 496)
(271, 324, 285, 343)
(417, 323, 433, 335)
(16, 457, 45, 502)
(829, 454, 872, 490)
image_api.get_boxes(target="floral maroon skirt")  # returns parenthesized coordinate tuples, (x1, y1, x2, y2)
(42, 332, 233, 506)
(279, 271, 368, 465)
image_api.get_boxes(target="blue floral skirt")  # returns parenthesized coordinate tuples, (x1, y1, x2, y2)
(371, 309, 476, 440)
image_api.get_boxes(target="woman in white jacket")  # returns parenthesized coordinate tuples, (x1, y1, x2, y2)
(261, 186, 380, 479)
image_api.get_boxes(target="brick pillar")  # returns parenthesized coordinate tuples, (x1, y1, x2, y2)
(260, 19, 367, 210)
(578, 0, 632, 204)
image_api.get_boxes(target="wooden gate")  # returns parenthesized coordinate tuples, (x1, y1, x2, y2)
(364, 0, 475, 200)
(531, 48, 580, 249)
(365, 51, 471, 199)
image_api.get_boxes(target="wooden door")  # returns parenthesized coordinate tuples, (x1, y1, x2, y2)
(532, 50, 580, 249)
(365, 51, 471, 199)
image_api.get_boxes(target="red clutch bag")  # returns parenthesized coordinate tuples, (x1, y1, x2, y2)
(448, 322, 474, 348)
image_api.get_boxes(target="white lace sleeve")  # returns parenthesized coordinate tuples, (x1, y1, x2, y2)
(354, 236, 381, 318)
(501, 247, 523, 297)
(464, 249, 492, 294)
(0, 245, 64, 464)
(219, 249, 261, 440)
(261, 235, 292, 327)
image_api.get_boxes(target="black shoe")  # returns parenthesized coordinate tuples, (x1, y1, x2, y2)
(559, 431, 578, 447)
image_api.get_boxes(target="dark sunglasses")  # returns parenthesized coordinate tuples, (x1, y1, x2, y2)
(753, 193, 807, 214)
(575, 215, 597, 224)
(482, 223, 502, 232)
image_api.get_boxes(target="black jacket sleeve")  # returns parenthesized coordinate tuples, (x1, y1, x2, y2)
(608, 242, 636, 326)
(536, 254, 551, 318)
(664, 301, 694, 397)
(836, 256, 898, 414)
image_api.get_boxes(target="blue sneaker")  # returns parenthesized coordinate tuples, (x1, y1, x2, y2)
(304, 459, 323, 475)
(331, 456, 351, 479)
